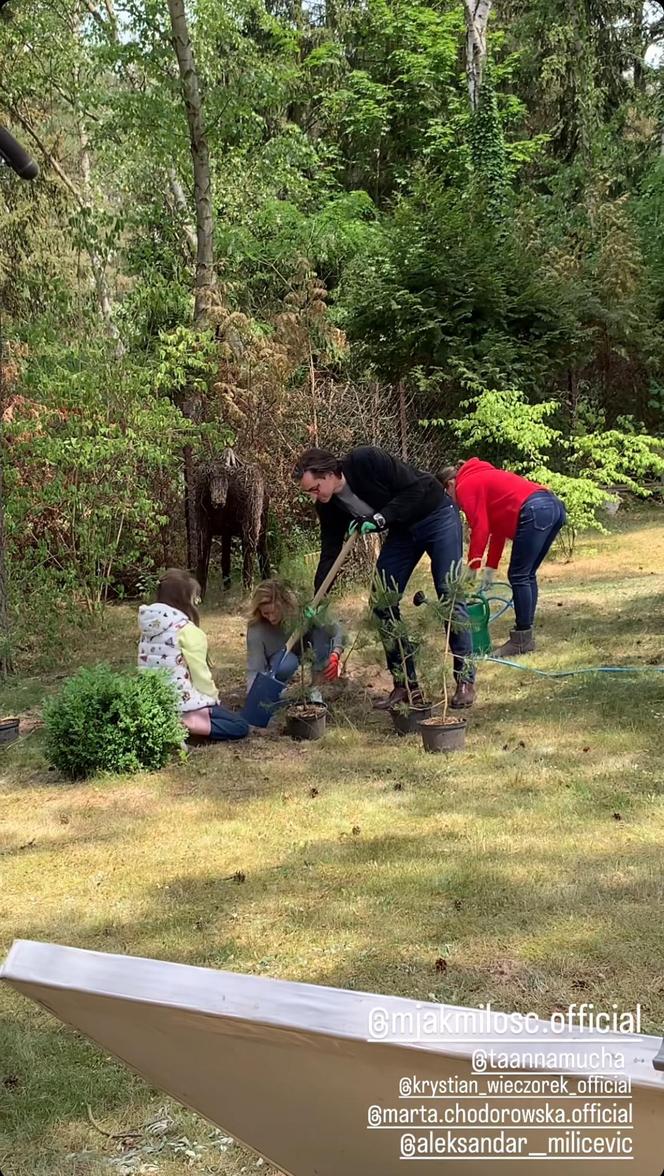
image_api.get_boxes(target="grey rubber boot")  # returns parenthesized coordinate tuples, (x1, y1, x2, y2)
(497, 628, 536, 657)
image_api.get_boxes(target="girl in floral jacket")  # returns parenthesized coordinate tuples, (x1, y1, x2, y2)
(138, 568, 248, 741)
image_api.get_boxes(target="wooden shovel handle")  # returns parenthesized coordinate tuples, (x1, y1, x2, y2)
(284, 531, 358, 654)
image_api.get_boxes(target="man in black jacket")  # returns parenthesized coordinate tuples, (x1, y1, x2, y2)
(293, 446, 475, 709)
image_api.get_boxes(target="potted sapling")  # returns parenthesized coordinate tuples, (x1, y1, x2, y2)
(368, 571, 431, 736)
(416, 560, 475, 753)
(283, 599, 329, 741)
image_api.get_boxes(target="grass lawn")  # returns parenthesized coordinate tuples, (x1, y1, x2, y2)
(1, 508, 663, 1175)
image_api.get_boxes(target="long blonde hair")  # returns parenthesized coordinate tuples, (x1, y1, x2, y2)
(248, 579, 299, 626)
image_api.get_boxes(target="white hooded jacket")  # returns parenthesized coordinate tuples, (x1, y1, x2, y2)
(137, 603, 218, 713)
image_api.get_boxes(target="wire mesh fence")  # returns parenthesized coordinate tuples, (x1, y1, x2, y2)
(223, 372, 455, 584)
(307, 379, 450, 477)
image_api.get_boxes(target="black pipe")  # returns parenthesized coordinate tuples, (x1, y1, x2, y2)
(0, 126, 39, 181)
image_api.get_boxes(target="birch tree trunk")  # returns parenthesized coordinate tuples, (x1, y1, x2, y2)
(464, 0, 492, 112)
(79, 117, 124, 356)
(167, 0, 216, 326)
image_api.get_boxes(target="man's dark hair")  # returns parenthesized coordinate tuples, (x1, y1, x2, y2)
(293, 447, 342, 481)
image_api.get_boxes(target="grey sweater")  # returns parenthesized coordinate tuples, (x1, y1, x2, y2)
(246, 617, 344, 691)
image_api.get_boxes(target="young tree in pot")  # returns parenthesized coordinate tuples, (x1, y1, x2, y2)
(415, 560, 475, 753)
(368, 572, 432, 736)
(283, 600, 329, 742)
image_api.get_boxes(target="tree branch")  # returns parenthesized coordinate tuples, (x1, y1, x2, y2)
(102, 0, 118, 34)
(80, 0, 108, 34)
(166, 166, 198, 258)
(0, 102, 84, 205)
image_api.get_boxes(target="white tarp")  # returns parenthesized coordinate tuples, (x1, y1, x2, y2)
(2, 939, 664, 1175)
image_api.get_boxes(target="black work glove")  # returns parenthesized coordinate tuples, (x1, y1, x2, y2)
(347, 512, 387, 537)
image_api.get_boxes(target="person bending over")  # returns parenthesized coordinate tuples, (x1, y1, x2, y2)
(440, 460, 566, 656)
(294, 446, 475, 709)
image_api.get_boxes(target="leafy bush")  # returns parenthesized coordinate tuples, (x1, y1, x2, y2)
(448, 382, 563, 471)
(427, 381, 664, 545)
(569, 427, 664, 494)
(3, 339, 193, 613)
(43, 665, 185, 780)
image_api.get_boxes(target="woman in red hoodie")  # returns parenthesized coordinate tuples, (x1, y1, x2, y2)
(439, 460, 566, 656)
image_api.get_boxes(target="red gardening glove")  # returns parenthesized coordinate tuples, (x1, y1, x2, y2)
(323, 651, 342, 681)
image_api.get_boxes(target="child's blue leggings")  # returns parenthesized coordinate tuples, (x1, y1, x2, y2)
(209, 705, 249, 741)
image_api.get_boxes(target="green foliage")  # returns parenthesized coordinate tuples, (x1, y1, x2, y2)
(338, 152, 664, 421)
(322, 70, 391, 157)
(570, 429, 664, 495)
(452, 389, 613, 548)
(359, 561, 475, 714)
(363, 569, 424, 705)
(216, 190, 378, 309)
(153, 326, 220, 399)
(441, 383, 563, 471)
(3, 341, 193, 612)
(537, 427, 664, 552)
(469, 66, 510, 217)
(337, 180, 591, 392)
(426, 380, 663, 545)
(116, 274, 193, 346)
(43, 665, 185, 780)
(315, 0, 467, 198)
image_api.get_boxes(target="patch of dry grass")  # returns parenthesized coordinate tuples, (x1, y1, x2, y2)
(1, 508, 663, 1174)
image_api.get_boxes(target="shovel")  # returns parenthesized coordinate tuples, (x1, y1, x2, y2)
(242, 532, 358, 727)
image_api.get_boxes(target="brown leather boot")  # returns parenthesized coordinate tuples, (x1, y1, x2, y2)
(373, 685, 424, 710)
(450, 681, 476, 709)
(497, 628, 535, 657)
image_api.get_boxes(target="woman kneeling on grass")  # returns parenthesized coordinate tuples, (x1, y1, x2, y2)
(439, 460, 566, 656)
(246, 579, 344, 695)
(138, 568, 249, 741)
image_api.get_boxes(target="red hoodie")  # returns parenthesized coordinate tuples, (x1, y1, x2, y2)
(455, 458, 547, 570)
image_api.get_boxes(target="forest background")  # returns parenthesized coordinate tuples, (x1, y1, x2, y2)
(2, 0, 664, 670)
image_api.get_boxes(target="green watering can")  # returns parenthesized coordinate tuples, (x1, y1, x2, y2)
(466, 595, 493, 655)
(467, 583, 513, 654)
(413, 583, 513, 656)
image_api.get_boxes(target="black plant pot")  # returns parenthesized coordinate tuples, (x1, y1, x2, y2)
(390, 703, 432, 736)
(285, 703, 328, 741)
(0, 717, 19, 745)
(419, 716, 467, 753)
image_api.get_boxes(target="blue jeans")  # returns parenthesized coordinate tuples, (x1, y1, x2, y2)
(269, 627, 334, 683)
(373, 500, 473, 687)
(209, 705, 249, 741)
(508, 491, 566, 630)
